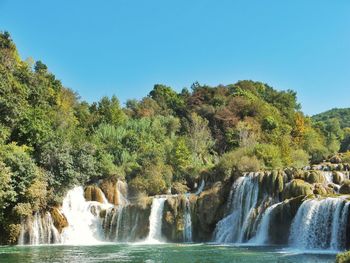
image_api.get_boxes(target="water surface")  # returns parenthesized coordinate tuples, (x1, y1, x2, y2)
(0, 244, 336, 263)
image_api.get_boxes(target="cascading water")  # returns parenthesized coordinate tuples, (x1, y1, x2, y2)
(195, 180, 205, 195)
(103, 204, 146, 242)
(213, 173, 259, 243)
(102, 181, 130, 241)
(289, 197, 350, 251)
(116, 180, 129, 206)
(18, 212, 60, 245)
(249, 202, 282, 245)
(183, 195, 192, 242)
(17, 167, 350, 248)
(322, 171, 334, 184)
(60, 186, 110, 245)
(145, 197, 166, 243)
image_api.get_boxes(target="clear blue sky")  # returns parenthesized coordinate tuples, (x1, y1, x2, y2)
(1, 0, 349, 115)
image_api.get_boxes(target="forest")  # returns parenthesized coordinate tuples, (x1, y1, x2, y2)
(1, 31, 349, 243)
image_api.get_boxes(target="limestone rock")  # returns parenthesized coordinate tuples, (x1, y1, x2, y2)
(268, 196, 304, 244)
(84, 185, 106, 203)
(339, 180, 350, 194)
(282, 179, 313, 200)
(192, 181, 231, 241)
(305, 171, 325, 184)
(50, 207, 68, 233)
(330, 155, 342, 164)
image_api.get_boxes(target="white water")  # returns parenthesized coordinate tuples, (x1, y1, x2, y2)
(322, 171, 333, 184)
(102, 180, 130, 241)
(60, 186, 109, 245)
(289, 197, 350, 250)
(195, 180, 205, 195)
(183, 195, 193, 242)
(116, 180, 129, 206)
(214, 173, 259, 243)
(145, 197, 166, 243)
(19, 184, 132, 245)
(249, 202, 282, 245)
(18, 212, 60, 245)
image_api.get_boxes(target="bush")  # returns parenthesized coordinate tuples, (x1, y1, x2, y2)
(290, 149, 309, 168)
(253, 144, 283, 169)
(129, 162, 172, 196)
(133, 191, 151, 209)
(216, 147, 262, 180)
(171, 182, 189, 194)
(12, 202, 32, 218)
(236, 155, 261, 172)
(342, 151, 350, 164)
(336, 251, 350, 263)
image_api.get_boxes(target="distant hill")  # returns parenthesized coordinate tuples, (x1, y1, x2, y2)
(313, 108, 350, 128)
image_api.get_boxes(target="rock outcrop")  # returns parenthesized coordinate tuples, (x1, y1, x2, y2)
(192, 181, 231, 241)
(50, 207, 68, 233)
(282, 179, 313, 200)
(84, 185, 106, 203)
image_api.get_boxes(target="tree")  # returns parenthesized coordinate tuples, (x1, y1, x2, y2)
(97, 96, 126, 126)
(0, 161, 16, 220)
(186, 112, 214, 165)
(149, 84, 184, 115)
(172, 137, 191, 175)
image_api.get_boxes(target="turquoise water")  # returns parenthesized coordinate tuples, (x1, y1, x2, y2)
(0, 244, 336, 263)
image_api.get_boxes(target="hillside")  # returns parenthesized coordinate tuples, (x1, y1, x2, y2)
(313, 108, 350, 129)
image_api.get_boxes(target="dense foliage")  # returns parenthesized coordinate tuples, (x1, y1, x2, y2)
(0, 31, 347, 243)
(312, 108, 350, 152)
(313, 108, 350, 129)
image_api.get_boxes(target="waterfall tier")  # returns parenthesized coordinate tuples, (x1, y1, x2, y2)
(289, 197, 350, 250)
(183, 195, 193, 242)
(18, 212, 60, 245)
(213, 173, 260, 243)
(17, 169, 350, 250)
(145, 197, 166, 243)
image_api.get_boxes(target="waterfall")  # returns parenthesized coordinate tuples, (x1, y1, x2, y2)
(249, 202, 282, 245)
(289, 197, 350, 250)
(213, 173, 259, 243)
(102, 180, 130, 241)
(102, 205, 125, 242)
(18, 212, 60, 245)
(60, 186, 109, 245)
(116, 180, 129, 206)
(195, 180, 205, 195)
(183, 195, 192, 242)
(145, 197, 166, 243)
(322, 171, 333, 184)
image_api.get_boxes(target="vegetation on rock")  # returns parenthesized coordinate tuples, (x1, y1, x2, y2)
(336, 251, 350, 263)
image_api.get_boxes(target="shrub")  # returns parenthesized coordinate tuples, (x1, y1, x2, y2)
(290, 149, 309, 168)
(336, 251, 350, 263)
(254, 144, 283, 169)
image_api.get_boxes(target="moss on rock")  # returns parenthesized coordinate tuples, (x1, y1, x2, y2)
(282, 179, 313, 200)
(313, 183, 334, 196)
(162, 195, 188, 242)
(333, 172, 345, 185)
(340, 180, 350, 194)
(305, 171, 325, 184)
(192, 181, 231, 241)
